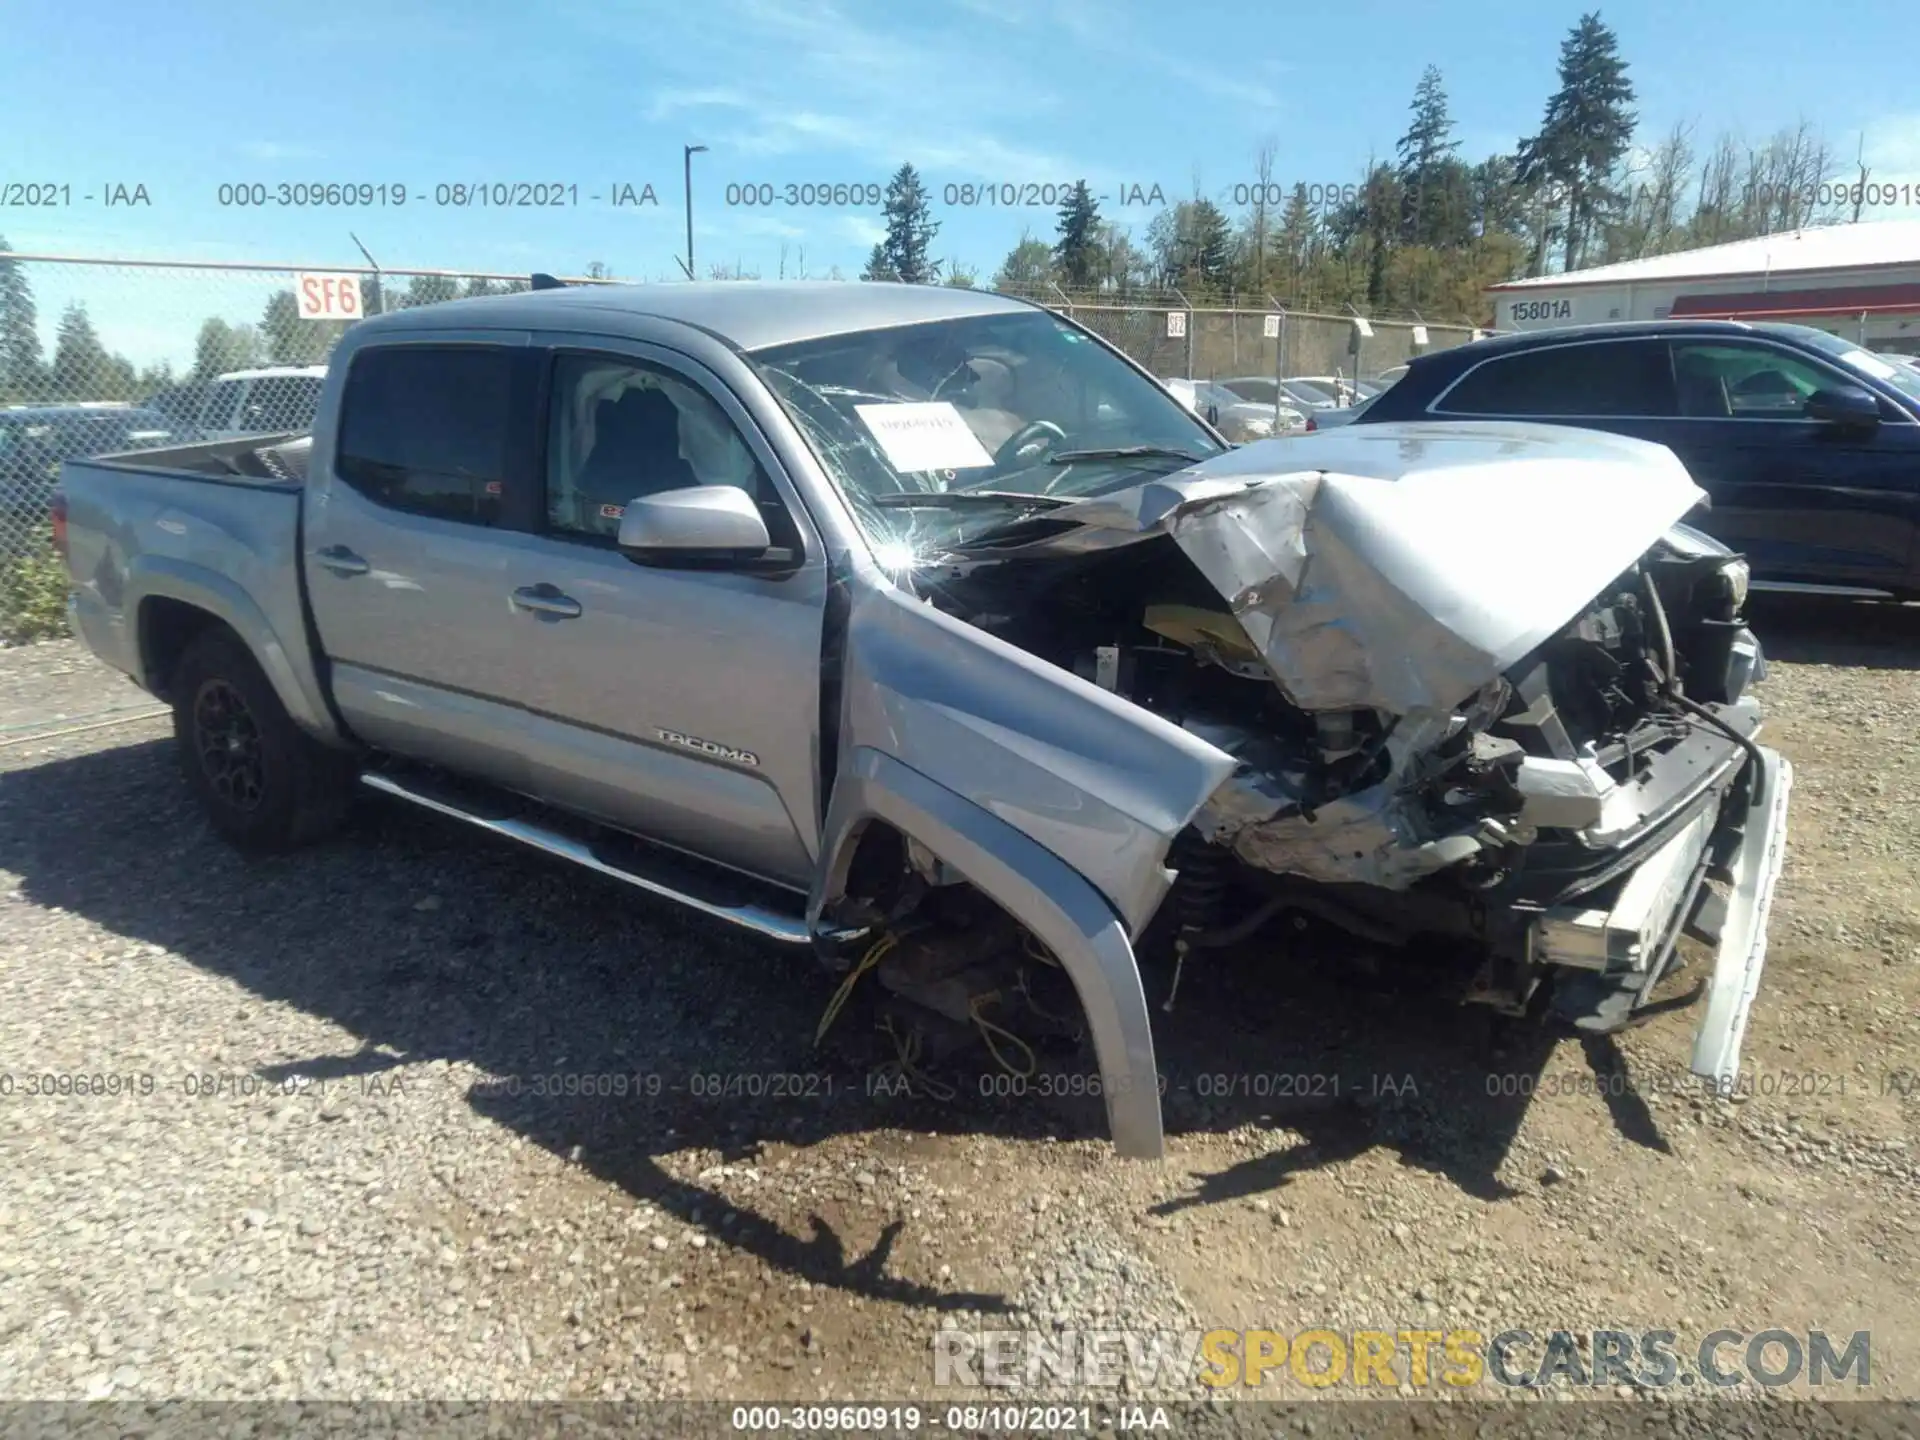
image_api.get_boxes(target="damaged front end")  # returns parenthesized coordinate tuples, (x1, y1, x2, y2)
(899, 423, 1791, 1092)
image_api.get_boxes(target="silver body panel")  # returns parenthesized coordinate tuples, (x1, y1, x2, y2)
(56, 285, 1794, 1158)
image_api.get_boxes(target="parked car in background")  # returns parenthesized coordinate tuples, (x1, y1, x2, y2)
(55, 281, 1786, 1157)
(1283, 374, 1364, 407)
(1220, 376, 1346, 415)
(0, 403, 184, 519)
(145, 381, 212, 435)
(1368, 363, 1411, 390)
(195, 365, 328, 439)
(1162, 377, 1304, 441)
(1347, 319, 1920, 598)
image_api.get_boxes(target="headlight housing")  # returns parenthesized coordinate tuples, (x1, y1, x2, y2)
(1718, 557, 1750, 613)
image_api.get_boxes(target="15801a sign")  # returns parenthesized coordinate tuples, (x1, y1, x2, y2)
(1508, 297, 1574, 323)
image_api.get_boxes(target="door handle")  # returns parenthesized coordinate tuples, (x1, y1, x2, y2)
(510, 583, 583, 619)
(314, 544, 369, 576)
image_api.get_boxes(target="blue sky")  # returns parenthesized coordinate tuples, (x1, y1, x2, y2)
(4, 0, 1918, 365)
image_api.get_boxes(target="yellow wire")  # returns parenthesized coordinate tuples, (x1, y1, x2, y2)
(969, 993, 1038, 1079)
(1021, 933, 1061, 968)
(874, 1014, 958, 1102)
(1014, 966, 1072, 1025)
(814, 932, 896, 1047)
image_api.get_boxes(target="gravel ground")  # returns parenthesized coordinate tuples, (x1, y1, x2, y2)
(0, 599, 1914, 1419)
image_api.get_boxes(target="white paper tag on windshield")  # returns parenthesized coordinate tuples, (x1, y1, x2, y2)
(854, 402, 995, 473)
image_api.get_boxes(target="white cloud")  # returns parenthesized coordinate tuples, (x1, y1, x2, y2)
(556, 0, 1072, 183)
(1861, 113, 1920, 178)
(839, 215, 887, 247)
(238, 141, 320, 162)
(646, 87, 754, 121)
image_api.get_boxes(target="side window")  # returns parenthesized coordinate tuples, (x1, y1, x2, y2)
(1670, 343, 1835, 419)
(544, 353, 795, 545)
(198, 381, 243, 431)
(245, 375, 324, 431)
(1437, 341, 1674, 417)
(336, 346, 512, 524)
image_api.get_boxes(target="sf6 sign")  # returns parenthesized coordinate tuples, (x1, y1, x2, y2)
(295, 273, 363, 320)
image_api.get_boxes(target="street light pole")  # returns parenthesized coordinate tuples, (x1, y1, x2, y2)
(683, 144, 708, 281)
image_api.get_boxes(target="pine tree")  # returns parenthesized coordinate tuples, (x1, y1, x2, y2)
(1395, 66, 1460, 247)
(1053, 181, 1101, 289)
(864, 164, 940, 284)
(1190, 200, 1232, 290)
(192, 319, 264, 382)
(260, 289, 341, 365)
(1273, 186, 1318, 299)
(1468, 156, 1525, 238)
(51, 304, 114, 400)
(0, 237, 45, 403)
(1517, 11, 1637, 272)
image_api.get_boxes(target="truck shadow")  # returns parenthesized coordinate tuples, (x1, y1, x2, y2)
(2, 738, 1676, 1308)
(1746, 594, 1920, 670)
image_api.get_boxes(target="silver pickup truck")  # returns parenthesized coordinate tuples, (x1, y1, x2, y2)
(55, 281, 1792, 1158)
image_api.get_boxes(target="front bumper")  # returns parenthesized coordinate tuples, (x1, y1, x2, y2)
(1689, 746, 1792, 1088)
(1532, 744, 1792, 1086)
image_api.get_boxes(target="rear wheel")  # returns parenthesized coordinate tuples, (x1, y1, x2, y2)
(171, 628, 353, 852)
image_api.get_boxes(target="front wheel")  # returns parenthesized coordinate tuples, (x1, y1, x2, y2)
(171, 627, 353, 853)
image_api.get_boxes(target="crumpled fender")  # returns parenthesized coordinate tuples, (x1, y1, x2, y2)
(834, 583, 1238, 937)
(809, 746, 1167, 1158)
(805, 579, 1241, 1157)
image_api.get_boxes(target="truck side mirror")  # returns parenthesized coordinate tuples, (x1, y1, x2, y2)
(615, 484, 777, 567)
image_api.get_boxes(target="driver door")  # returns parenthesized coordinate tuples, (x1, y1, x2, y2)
(493, 341, 829, 889)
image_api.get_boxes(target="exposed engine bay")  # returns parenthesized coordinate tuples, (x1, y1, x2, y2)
(815, 429, 1787, 1111)
(853, 533, 1759, 1039)
(917, 518, 1756, 896)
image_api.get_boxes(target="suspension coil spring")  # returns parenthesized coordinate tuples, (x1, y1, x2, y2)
(1168, 832, 1228, 936)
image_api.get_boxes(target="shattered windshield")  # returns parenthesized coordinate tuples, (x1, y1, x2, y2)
(747, 309, 1225, 554)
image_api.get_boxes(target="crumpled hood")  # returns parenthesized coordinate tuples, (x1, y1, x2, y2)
(1029, 420, 1709, 716)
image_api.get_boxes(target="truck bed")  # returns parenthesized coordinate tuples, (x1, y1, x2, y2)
(58, 436, 338, 739)
(81, 432, 314, 485)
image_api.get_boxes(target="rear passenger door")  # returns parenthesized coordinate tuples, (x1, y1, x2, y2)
(305, 335, 550, 789)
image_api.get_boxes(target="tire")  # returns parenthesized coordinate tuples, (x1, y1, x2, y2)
(170, 627, 354, 853)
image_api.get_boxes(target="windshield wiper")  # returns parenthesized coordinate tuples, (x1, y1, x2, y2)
(1046, 445, 1205, 466)
(869, 490, 1074, 509)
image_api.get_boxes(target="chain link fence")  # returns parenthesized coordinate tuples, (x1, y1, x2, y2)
(0, 255, 618, 636)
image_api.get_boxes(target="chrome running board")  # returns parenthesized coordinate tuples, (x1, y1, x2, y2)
(361, 770, 814, 946)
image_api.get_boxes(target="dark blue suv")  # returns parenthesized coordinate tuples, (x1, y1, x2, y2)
(1349, 320, 1920, 598)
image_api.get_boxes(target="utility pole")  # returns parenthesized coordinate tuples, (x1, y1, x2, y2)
(682, 144, 708, 280)
(1852, 134, 1870, 225)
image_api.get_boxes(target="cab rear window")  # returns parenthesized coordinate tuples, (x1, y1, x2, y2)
(336, 347, 512, 524)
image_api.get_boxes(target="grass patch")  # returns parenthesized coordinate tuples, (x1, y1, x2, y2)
(0, 531, 70, 645)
